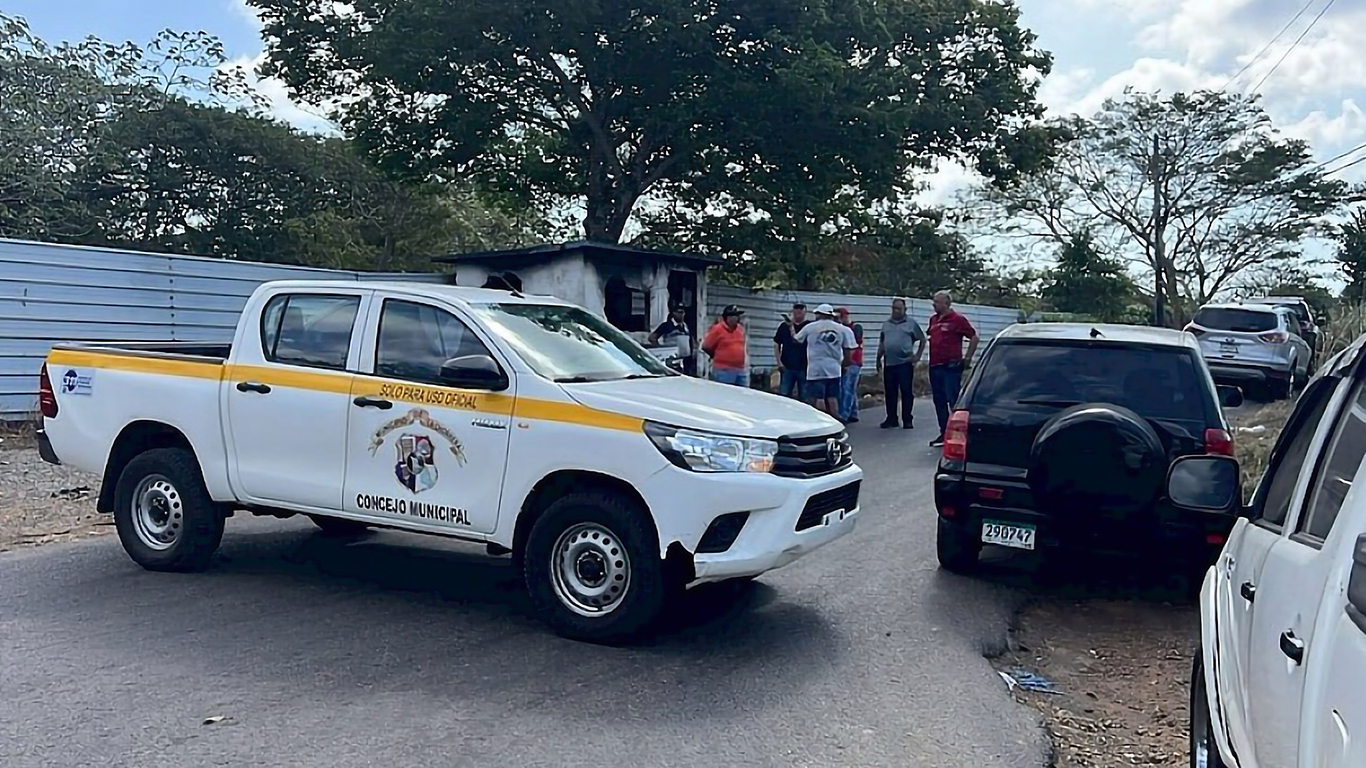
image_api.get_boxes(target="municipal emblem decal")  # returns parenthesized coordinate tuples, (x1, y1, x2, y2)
(369, 408, 466, 494)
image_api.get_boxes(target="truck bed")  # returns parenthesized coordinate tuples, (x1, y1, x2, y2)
(53, 341, 232, 363)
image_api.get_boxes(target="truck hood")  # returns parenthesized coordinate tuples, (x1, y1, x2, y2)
(560, 376, 844, 439)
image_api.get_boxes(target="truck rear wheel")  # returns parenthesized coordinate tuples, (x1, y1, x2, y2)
(112, 448, 224, 572)
(523, 491, 667, 644)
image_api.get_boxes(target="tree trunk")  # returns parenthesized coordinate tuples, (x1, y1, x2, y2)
(584, 191, 633, 243)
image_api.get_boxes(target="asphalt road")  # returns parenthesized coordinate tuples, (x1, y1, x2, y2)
(0, 400, 1046, 768)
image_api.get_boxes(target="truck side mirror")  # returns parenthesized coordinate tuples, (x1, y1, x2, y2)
(439, 355, 508, 391)
(1166, 455, 1240, 514)
(1217, 385, 1244, 408)
(1347, 534, 1366, 634)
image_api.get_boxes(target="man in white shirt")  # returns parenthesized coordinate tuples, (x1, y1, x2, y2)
(795, 303, 857, 417)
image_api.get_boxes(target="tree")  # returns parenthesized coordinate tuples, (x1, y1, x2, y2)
(251, 0, 1053, 245)
(975, 89, 1351, 325)
(1338, 209, 1366, 302)
(1040, 231, 1139, 321)
(1, 15, 539, 269)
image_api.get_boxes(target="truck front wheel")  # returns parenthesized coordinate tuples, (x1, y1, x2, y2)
(112, 448, 225, 572)
(523, 491, 667, 644)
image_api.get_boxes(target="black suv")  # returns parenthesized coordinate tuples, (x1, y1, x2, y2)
(933, 323, 1245, 573)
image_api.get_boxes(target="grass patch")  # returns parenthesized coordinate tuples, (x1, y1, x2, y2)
(1231, 401, 1292, 495)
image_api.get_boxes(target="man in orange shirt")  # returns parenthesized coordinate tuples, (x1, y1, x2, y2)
(702, 305, 749, 386)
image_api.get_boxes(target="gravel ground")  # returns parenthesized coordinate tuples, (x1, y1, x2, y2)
(0, 440, 108, 553)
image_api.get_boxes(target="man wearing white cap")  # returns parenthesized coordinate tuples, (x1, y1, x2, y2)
(794, 303, 857, 417)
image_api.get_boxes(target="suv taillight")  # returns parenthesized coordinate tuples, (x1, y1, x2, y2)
(38, 363, 58, 418)
(1258, 330, 1288, 344)
(1204, 427, 1234, 456)
(943, 410, 970, 461)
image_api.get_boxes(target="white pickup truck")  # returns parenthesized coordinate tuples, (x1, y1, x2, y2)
(35, 280, 861, 643)
(1191, 333, 1366, 767)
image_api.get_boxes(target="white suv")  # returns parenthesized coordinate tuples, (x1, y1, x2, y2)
(1186, 302, 1314, 400)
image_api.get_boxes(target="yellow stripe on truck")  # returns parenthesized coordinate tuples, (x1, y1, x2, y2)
(47, 348, 643, 432)
(48, 348, 226, 380)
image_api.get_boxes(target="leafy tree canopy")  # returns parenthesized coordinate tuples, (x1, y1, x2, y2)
(972, 89, 1354, 325)
(251, 0, 1054, 245)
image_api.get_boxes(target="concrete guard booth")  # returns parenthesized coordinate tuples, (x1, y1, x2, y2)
(433, 241, 723, 374)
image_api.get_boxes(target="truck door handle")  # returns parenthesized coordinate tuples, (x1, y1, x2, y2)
(353, 396, 393, 410)
(1240, 581, 1256, 602)
(1279, 630, 1305, 665)
(236, 381, 272, 394)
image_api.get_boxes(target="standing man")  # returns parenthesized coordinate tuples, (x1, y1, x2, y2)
(702, 305, 749, 386)
(772, 302, 809, 401)
(795, 304, 856, 417)
(927, 290, 979, 447)
(876, 297, 925, 429)
(836, 307, 864, 423)
(649, 303, 694, 374)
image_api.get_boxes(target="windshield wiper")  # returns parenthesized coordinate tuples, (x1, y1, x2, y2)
(1017, 398, 1083, 407)
(623, 373, 667, 379)
(554, 376, 598, 383)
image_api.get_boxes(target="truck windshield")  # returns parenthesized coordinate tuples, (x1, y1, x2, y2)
(471, 303, 674, 382)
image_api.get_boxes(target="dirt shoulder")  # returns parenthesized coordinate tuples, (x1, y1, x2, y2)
(993, 599, 1198, 767)
(989, 400, 1292, 767)
(0, 444, 109, 553)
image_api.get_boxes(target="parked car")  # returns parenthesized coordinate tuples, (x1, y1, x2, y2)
(933, 323, 1245, 573)
(1243, 295, 1320, 364)
(35, 280, 862, 644)
(1187, 302, 1313, 400)
(1192, 332, 1366, 768)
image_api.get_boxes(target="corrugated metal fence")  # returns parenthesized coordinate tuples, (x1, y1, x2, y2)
(708, 285, 1022, 373)
(1, 238, 1027, 417)
(0, 238, 442, 418)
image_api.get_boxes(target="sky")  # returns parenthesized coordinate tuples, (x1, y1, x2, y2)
(7, 0, 1366, 283)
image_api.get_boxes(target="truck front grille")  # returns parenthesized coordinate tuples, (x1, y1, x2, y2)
(772, 431, 853, 478)
(795, 481, 861, 532)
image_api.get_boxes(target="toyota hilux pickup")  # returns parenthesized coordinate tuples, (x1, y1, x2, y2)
(35, 280, 861, 643)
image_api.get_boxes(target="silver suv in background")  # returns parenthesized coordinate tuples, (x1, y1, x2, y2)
(1242, 295, 1320, 365)
(1186, 302, 1312, 400)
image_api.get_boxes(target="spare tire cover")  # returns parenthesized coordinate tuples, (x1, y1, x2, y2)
(1028, 403, 1166, 517)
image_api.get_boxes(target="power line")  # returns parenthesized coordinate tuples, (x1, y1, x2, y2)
(1324, 152, 1366, 177)
(1314, 141, 1366, 171)
(1249, 0, 1338, 95)
(1222, 0, 1317, 91)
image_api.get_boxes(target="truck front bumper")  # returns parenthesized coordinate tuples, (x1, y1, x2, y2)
(641, 463, 864, 584)
(36, 428, 61, 465)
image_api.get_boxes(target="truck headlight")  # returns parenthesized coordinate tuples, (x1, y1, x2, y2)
(644, 422, 778, 473)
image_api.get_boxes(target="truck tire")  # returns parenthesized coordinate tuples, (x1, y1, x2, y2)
(523, 491, 667, 644)
(937, 517, 981, 573)
(1189, 654, 1229, 768)
(112, 447, 225, 572)
(307, 515, 370, 537)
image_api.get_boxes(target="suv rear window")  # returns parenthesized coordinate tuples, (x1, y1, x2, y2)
(1193, 308, 1279, 333)
(971, 341, 1207, 421)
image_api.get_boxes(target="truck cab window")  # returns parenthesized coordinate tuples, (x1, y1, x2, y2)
(375, 300, 492, 384)
(1298, 380, 1366, 543)
(1251, 378, 1335, 528)
(260, 294, 361, 371)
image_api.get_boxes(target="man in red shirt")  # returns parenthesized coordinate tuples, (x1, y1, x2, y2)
(927, 290, 979, 447)
(702, 305, 749, 386)
(836, 307, 864, 423)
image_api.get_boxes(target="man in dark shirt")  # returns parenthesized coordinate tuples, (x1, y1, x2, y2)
(649, 304, 694, 374)
(773, 302, 810, 400)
